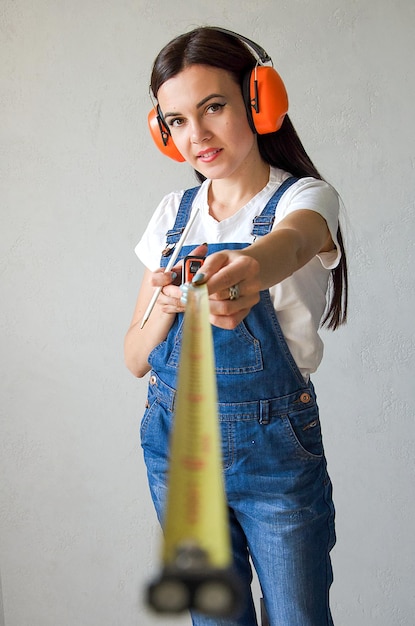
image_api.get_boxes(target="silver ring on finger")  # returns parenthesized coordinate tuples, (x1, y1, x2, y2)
(228, 284, 240, 301)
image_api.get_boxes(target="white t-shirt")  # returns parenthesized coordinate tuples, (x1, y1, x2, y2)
(135, 167, 341, 379)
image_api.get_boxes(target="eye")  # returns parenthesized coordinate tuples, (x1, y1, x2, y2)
(168, 117, 185, 128)
(206, 102, 225, 114)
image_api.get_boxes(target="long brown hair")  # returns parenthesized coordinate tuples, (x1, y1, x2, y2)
(150, 27, 348, 329)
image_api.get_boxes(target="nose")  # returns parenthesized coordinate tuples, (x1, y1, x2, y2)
(190, 119, 211, 144)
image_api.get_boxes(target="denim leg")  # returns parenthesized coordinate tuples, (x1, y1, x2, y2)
(142, 401, 259, 625)
(222, 410, 336, 626)
(190, 507, 258, 626)
(141, 397, 171, 527)
(235, 473, 335, 626)
(143, 478, 259, 625)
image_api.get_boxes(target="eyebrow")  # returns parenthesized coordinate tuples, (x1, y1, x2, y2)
(163, 93, 225, 119)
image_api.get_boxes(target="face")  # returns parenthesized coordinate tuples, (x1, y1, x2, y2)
(157, 64, 261, 180)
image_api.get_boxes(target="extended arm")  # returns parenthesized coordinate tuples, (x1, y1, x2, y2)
(124, 268, 178, 377)
(193, 209, 335, 329)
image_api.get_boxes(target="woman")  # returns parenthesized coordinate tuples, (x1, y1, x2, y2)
(125, 26, 347, 626)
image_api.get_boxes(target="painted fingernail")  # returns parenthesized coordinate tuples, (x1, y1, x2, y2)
(171, 271, 178, 280)
(180, 283, 189, 293)
(180, 293, 187, 305)
(192, 272, 205, 284)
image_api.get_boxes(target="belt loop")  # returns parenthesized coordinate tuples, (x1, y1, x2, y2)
(259, 400, 270, 425)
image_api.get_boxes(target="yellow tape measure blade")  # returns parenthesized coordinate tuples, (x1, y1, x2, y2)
(163, 283, 230, 569)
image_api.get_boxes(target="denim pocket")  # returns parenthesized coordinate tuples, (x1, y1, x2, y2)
(282, 406, 324, 459)
(220, 421, 235, 470)
(140, 385, 159, 440)
(166, 319, 264, 374)
(212, 322, 263, 374)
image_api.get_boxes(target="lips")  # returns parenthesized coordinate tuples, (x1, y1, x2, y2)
(196, 148, 222, 161)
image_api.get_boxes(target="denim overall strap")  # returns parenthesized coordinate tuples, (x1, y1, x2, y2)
(160, 186, 200, 268)
(251, 176, 298, 238)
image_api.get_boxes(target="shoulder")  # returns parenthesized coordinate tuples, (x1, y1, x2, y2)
(267, 168, 338, 209)
(271, 172, 340, 226)
(152, 188, 186, 221)
(281, 177, 339, 211)
(134, 183, 207, 270)
(133, 191, 183, 269)
(143, 187, 196, 234)
(151, 182, 207, 225)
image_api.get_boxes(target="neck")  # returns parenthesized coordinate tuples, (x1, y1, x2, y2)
(208, 161, 270, 221)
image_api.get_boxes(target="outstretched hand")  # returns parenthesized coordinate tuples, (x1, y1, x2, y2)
(152, 245, 262, 329)
(187, 249, 262, 330)
(150, 243, 208, 315)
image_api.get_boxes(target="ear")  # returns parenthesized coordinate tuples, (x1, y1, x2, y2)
(147, 108, 186, 162)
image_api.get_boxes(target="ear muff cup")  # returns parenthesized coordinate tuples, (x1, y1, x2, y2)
(148, 107, 185, 162)
(242, 65, 288, 135)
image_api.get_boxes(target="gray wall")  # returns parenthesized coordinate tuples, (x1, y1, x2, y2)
(1, 1, 414, 624)
(0, 570, 4, 626)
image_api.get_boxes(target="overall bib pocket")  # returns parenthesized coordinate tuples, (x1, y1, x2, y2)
(164, 320, 264, 374)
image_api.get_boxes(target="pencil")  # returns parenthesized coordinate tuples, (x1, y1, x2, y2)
(140, 208, 200, 329)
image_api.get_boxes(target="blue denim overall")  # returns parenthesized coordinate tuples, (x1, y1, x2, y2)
(141, 178, 336, 626)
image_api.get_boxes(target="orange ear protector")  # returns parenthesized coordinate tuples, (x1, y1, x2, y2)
(148, 106, 186, 162)
(148, 28, 288, 162)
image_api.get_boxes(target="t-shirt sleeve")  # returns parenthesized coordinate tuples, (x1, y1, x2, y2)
(275, 177, 341, 270)
(134, 190, 185, 271)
